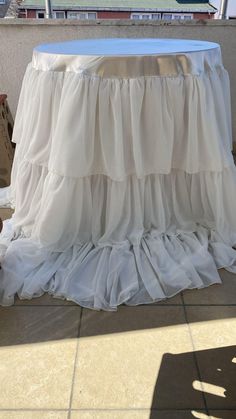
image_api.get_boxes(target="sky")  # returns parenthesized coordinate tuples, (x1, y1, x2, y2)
(210, 0, 236, 17)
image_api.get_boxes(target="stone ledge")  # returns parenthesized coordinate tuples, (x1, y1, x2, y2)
(1, 18, 236, 27)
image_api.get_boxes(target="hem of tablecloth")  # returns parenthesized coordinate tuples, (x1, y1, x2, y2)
(0, 220, 236, 311)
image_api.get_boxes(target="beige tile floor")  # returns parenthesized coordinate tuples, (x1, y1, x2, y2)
(0, 209, 236, 419)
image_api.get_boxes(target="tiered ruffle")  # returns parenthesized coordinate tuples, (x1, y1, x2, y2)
(12, 64, 232, 177)
(0, 62, 236, 309)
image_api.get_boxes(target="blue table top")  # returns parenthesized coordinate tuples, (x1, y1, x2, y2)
(35, 38, 219, 56)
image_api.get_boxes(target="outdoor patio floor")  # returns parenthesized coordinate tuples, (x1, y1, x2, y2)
(0, 208, 235, 419)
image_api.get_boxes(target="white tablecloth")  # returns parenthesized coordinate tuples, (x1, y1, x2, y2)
(0, 38, 236, 310)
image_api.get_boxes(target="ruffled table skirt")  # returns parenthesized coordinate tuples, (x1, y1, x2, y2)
(0, 39, 236, 310)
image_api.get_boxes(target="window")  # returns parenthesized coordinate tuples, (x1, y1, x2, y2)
(183, 15, 193, 20)
(173, 15, 182, 20)
(53, 11, 65, 19)
(36, 11, 45, 19)
(78, 13, 86, 19)
(162, 13, 193, 20)
(37, 10, 67, 19)
(152, 14, 161, 20)
(162, 14, 172, 20)
(173, 13, 193, 20)
(67, 12, 96, 20)
(131, 13, 161, 20)
(0, 0, 6, 4)
(87, 13, 96, 19)
(67, 12, 79, 19)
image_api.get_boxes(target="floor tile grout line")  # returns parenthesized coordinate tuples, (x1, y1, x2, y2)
(8, 302, 236, 308)
(77, 307, 84, 339)
(0, 410, 71, 413)
(0, 408, 215, 412)
(139, 303, 184, 307)
(67, 307, 83, 419)
(12, 306, 78, 308)
(182, 303, 210, 415)
(181, 292, 185, 306)
(71, 407, 211, 413)
(0, 407, 232, 414)
(181, 303, 236, 306)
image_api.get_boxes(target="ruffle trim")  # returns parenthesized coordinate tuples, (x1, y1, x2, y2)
(12, 64, 233, 178)
(9, 160, 236, 250)
(0, 222, 236, 310)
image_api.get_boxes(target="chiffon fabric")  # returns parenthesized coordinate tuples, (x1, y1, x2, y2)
(0, 38, 236, 310)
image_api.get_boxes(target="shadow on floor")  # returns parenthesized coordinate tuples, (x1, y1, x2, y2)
(0, 295, 236, 344)
(150, 345, 236, 418)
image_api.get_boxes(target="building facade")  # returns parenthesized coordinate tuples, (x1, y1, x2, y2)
(18, 1, 217, 20)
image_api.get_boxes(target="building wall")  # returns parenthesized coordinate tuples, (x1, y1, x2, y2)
(21, 9, 214, 20)
(97, 11, 130, 19)
(194, 13, 214, 19)
(0, 19, 235, 143)
(26, 10, 36, 18)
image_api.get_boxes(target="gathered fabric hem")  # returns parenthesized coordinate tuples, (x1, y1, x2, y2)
(30, 64, 226, 80)
(7, 162, 236, 250)
(10, 157, 236, 180)
(0, 222, 235, 310)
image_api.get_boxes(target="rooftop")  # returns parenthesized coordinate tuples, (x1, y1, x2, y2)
(19, 0, 217, 13)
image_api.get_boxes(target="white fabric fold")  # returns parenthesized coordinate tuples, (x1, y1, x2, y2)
(0, 224, 236, 310)
(0, 187, 13, 208)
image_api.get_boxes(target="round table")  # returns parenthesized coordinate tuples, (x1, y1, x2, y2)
(0, 38, 236, 310)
